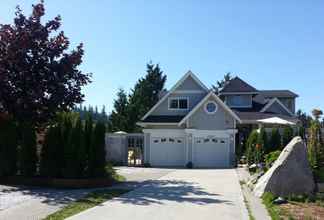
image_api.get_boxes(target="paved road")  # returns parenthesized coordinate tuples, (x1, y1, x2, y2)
(0, 167, 171, 220)
(68, 169, 248, 220)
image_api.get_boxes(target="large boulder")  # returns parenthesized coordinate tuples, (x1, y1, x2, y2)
(254, 136, 315, 197)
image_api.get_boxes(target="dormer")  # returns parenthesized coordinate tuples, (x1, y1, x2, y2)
(219, 77, 259, 109)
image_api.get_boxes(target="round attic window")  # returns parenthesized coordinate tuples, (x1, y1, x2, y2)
(204, 101, 218, 114)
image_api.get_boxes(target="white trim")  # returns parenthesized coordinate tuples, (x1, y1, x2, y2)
(168, 97, 189, 110)
(137, 122, 178, 127)
(185, 129, 238, 137)
(204, 100, 218, 114)
(178, 91, 242, 125)
(143, 129, 185, 137)
(173, 90, 206, 94)
(260, 98, 294, 116)
(141, 70, 209, 120)
(220, 92, 259, 95)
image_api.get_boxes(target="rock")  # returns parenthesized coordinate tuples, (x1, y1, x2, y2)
(273, 197, 287, 205)
(254, 137, 315, 197)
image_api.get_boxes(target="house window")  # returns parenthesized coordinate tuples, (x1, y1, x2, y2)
(168, 97, 188, 110)
(226, 95, 252, 108)
(204, 101, 218, 114)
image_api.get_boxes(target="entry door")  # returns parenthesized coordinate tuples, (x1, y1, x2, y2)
(150, 137, 185, 167)
(193, 136, 229, 168)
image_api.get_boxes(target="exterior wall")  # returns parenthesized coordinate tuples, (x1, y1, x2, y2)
(278, 98, 295, 113)
(151, 92, 207, 116)
(176, 75, 205, 90)
(225, 95, 252, 107)
(144, 133, 150, 163)
(188, 97, 235, 130)
(229, 134, 235, 166)
(105, 134, 128, 165)
(265, 101, 291, 116)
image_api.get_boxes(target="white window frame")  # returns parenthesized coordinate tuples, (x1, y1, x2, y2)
(168, 97, 189, 110)
(204, 101, 218, 114)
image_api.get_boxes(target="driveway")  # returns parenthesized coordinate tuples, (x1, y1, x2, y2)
(0, 167, 171, 220)
(68, 169, 248, 220)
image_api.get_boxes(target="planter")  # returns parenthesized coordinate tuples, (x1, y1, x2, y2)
(0, 176, 115, 189)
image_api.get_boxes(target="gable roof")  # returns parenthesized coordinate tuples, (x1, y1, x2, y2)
(260, 90, 299, 98)
(220, 77, 259, 94)
(178, 91, 242, 125)
(141, 71, 209, 120)
(234, 111, 298, 124)
(260, 98, 294, 116)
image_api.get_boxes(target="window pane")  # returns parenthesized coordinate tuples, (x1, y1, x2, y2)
(169, 99, 178, 109)
(179, 99, 188, 109)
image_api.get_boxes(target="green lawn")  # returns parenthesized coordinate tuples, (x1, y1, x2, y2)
(44, 188, 130, 220)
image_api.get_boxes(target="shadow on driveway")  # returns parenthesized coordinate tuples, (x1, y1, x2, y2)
(112, 179, 233, 206)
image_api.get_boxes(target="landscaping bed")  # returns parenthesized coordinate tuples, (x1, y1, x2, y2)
(263, 192, 324, 220)
(0, 176, 121, 189)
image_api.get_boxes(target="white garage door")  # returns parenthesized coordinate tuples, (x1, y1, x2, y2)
(193, 136, 229, 168)
(150, 137, 185, 167)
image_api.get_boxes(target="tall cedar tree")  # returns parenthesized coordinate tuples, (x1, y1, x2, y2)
(84, 113, 93, 171)
(282, 126, 294, 147)
(20, 123, 37, 177)
(307, 119, 324, 170)
(269, 128, 281, 151)
(88, 121, 106, 177)
(128, 62, 167, 132)
(0, 118, 18, 176)
(0, 2, 91, 125)
(109, 88, 130, 132)
(213, 73, 232, 93)
(74, 117, 87, 177)
(245, 130, 259, 165)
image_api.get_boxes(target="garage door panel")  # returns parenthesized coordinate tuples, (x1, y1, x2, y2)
(150, 137, 185, 167)
(193, 137, 229, 168)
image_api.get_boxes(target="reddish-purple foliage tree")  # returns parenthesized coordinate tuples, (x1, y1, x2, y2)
(0, 1, 91, 125)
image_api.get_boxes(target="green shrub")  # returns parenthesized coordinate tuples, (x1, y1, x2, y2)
(264, 150, 281, 169)
(20, 123, 37, 177)
(0, 119, 18, 176)
(269, 128, 282, 152)
(246, 130, 259, 165)
(88, 121, 106, 177)
(40, 124, 63, 177)
(307, 120, 322, 170)
(282, 126, 294, 147)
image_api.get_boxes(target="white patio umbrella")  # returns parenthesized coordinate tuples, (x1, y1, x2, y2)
(257, 117, 296, 125)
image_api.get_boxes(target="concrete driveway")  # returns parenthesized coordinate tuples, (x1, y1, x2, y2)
(68, 169, 248, 220)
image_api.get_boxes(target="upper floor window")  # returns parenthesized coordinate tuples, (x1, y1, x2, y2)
(226, 95, 252, 108)
(168, 97, 188, 110)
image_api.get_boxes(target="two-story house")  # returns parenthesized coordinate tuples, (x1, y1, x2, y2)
(137, 71, 298, 168)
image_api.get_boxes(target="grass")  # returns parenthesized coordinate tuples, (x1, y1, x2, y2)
(262, 192, 282, 220)
(243, 194, 255, 220)
(44, 188, 130, 220)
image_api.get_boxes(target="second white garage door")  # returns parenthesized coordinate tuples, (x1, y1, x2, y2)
(150, 137, 185, 167)
(193, 136, 229, 168)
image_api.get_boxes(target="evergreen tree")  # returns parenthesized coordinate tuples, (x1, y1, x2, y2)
(282, 126, 294, 147)
(214, 72, 232, 93)
(269, 128, 282, 152)
(245, 130, 259, 165)
(20, 123, 37, 177)
(308, 120, 322, 170)
(74, 117, 87, 177)
(127, 62, 167, 132)
(40, 124, 62, 177)
(257, 128, 268, 160)
(0, 119, 18, 176)
(88, 121, 106, 177)
(110, 88, 130, 132)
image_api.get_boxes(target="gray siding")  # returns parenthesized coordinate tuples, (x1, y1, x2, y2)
(278, 98, 295, 113)
(151, 92, 207, 116)
(188, 97, 235, 130)
(176, 75, 205, 90)
(265, 101, 291, 116)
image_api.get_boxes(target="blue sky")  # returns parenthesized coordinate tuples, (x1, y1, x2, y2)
(1, 1, 323, 114)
